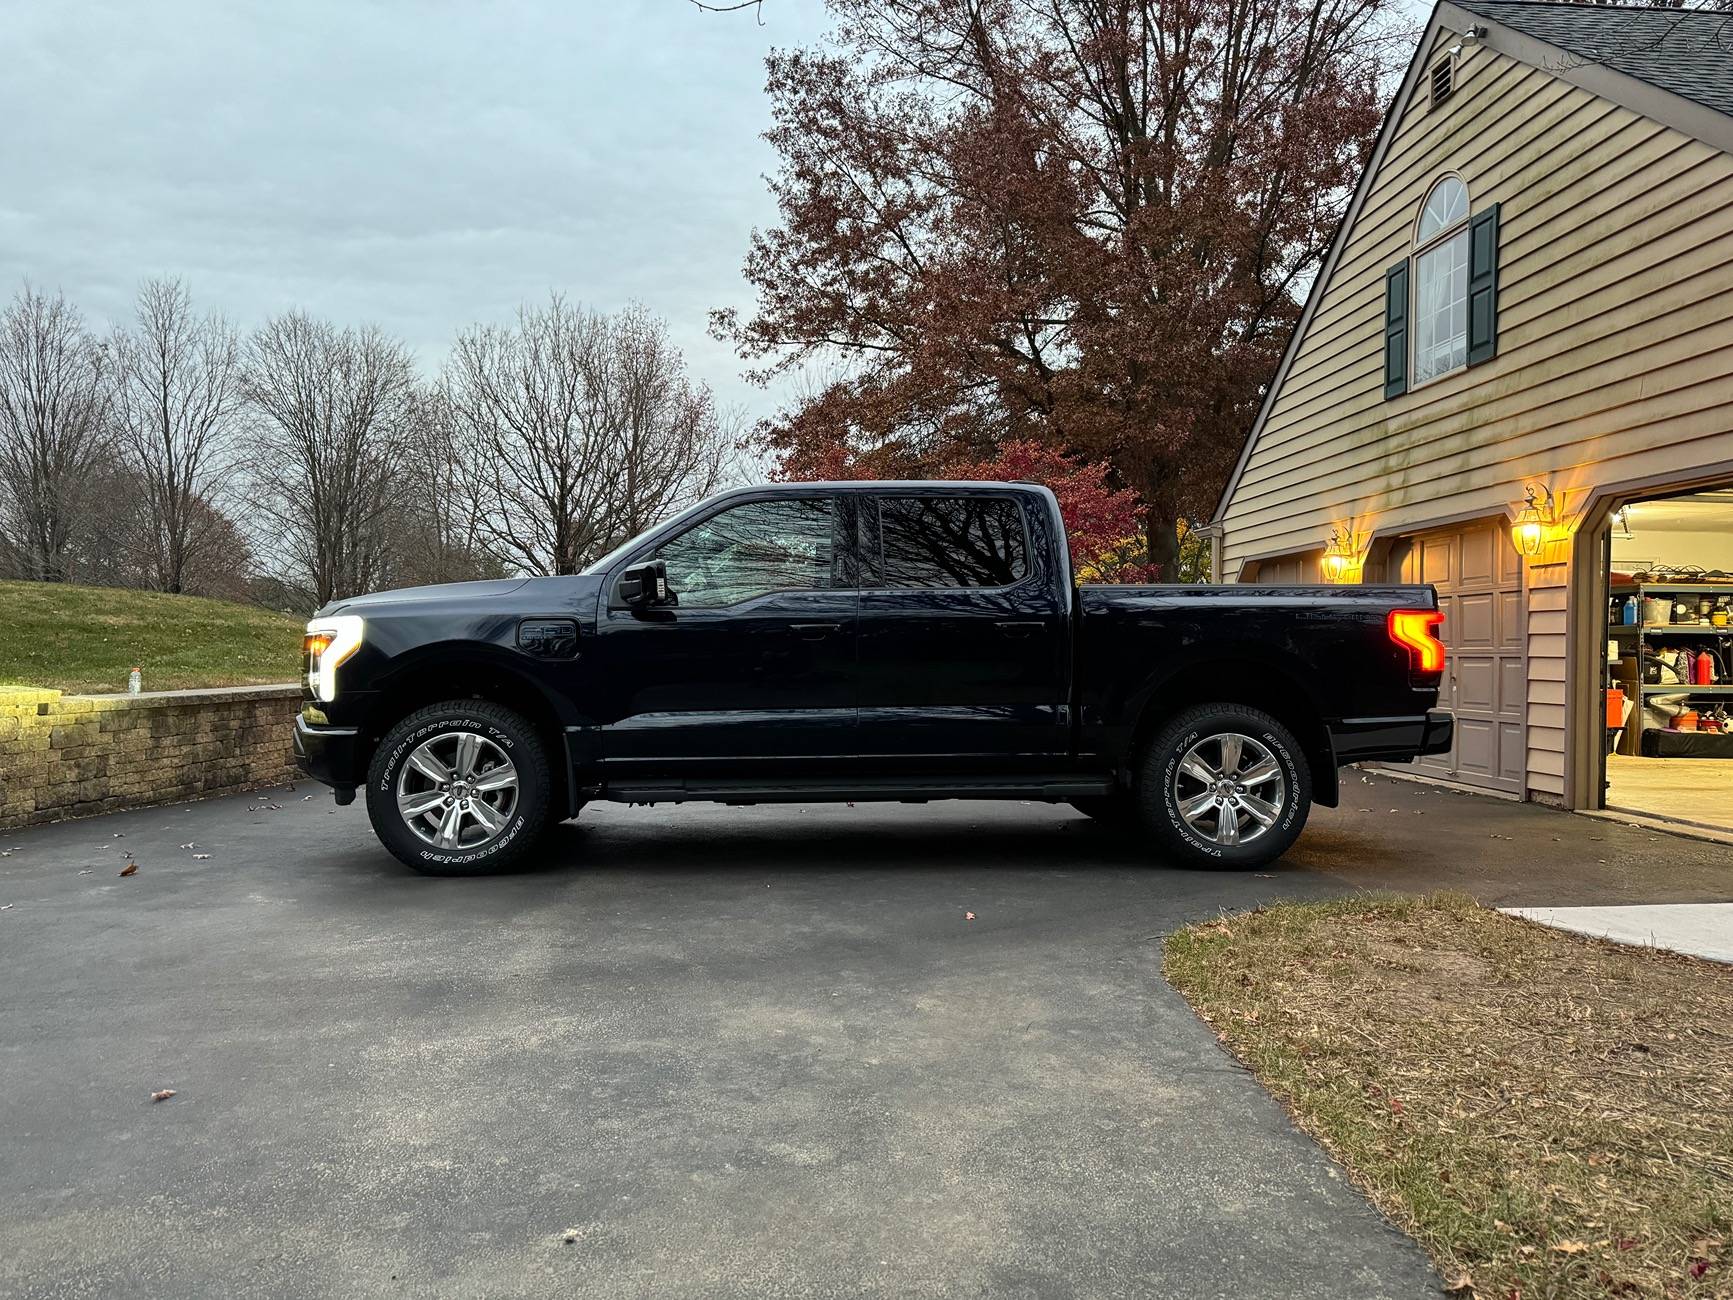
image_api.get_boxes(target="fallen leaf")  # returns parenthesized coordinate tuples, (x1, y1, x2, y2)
(964, 911, 976, 921)
(118, 862, 138, 877)
(192, 854, 210, 861)
(1689, 1260, 1710, 1280)
(0, 904, 13, 911)
(1616, 1239, 1638, 1251)
(1442, 1272, 1474, 1295)
(1551, 1240, 1589, 1255)
(150, 1089, 175, 1103)
(1389, 1098, 1404, 1115)
(178, 842, 197, 849)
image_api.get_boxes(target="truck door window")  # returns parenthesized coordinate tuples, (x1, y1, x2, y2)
(875, 496, 1028, 589)
(649, 497, 836, 607)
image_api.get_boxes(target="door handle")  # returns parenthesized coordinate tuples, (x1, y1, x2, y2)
(995, 621, 1043, 638)
(789, 622, 842, 640)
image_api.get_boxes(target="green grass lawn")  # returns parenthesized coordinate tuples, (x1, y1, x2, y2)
(0, 579, 304, 695)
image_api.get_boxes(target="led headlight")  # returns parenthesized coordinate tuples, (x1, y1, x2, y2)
(303, 615, 364, 703)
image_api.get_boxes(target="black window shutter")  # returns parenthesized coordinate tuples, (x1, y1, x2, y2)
(1467, 202, 1501, 366)
(1383, 260, 1409, 398)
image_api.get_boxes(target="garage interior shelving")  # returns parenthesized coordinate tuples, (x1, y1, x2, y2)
(1608, 580, 1733, 751)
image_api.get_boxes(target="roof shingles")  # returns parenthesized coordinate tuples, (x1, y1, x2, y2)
(1452, 0, 1733, 118)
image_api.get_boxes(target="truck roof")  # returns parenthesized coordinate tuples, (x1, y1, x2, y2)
(715, 479, 1043, 493)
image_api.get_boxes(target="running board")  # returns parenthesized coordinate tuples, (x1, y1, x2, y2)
(602, 775, 1113, 805)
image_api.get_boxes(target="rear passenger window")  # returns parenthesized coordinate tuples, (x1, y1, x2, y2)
(875, 496, 1028, 589)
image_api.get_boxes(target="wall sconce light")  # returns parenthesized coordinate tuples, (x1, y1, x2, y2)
(1322, 528, 1361, 583)
(1511, 484, 1556, 557)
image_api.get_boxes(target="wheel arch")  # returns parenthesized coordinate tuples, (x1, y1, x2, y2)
(1123, 658, 1338, 808)
(360, 647, 579, 816)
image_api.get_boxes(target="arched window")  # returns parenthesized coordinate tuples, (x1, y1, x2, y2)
(1411, 176, 1470, 383)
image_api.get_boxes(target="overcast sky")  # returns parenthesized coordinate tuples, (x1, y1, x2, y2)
(0, 0, 833, 425)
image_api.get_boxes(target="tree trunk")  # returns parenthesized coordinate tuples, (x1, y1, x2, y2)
(1143, 479, 1180, 582)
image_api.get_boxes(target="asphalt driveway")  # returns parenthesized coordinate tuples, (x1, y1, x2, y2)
(2, 776, 1727, 1298)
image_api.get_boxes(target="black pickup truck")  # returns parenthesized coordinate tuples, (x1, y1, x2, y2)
(295, 481, 1452, 874)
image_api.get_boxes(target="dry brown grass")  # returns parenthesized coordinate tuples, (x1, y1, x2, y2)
(1164, 893, 1733, 1299)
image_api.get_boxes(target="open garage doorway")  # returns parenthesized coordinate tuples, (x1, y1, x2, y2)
(1601, 486, 1733, 834)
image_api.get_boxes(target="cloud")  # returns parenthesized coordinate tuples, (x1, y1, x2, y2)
(0, 0, 831, 424)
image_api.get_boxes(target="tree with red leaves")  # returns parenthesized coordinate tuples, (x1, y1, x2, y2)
(717, 0, 1399, 579)
(939, 439, 1156, 581)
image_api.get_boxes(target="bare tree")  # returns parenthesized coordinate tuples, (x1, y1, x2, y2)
(445, 297, 731, 575)
(242, 312, 417, 607)
(383, 384, 505, 589)
(0, 286, 112, 582)
(110, 278, 242, 593)
(609, 303, 732, 540)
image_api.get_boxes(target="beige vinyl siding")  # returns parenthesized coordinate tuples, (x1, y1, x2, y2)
(1218, 35, 1733, 573)
(1525, 565, 1569, 800)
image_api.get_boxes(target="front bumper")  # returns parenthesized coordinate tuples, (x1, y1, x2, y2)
(293, 714, 363, 798)
(1329, 709, 1454, 764)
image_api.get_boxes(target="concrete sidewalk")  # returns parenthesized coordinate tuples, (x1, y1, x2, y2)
(1502, 902, 1733, 963)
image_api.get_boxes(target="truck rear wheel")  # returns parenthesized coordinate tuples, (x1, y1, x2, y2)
(1137, 703, 1311, 870)
(365, 700, 553, 876)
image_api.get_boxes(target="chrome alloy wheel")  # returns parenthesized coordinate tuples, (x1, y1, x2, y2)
(395, 730, 520, 850)
(1172, 732, 1286, 846)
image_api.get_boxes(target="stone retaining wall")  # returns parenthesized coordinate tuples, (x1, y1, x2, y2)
(0, 684, 300, 828)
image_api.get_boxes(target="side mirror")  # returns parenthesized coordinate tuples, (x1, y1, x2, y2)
(619, 560, 673, 608)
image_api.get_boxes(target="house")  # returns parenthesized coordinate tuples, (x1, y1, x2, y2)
(1207, 1, 1733, 834)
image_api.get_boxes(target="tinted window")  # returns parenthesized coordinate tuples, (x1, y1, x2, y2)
(650, 498, 835, 607)
(876, 496, 1027, 589)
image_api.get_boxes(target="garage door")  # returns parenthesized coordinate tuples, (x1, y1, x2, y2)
(1251, 554, 1314, 584)
(1396, 520, 1526, 794)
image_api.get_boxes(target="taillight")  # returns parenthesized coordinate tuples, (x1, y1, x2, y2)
(1388, 609, 1445, 676)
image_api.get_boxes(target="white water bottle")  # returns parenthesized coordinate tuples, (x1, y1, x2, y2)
(128, 667, 141, 695)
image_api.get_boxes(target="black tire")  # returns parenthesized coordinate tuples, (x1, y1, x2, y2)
(365, 700, 553, 876)
(1136, 703, 1311, 870)
(1068, 794, 1139, 829)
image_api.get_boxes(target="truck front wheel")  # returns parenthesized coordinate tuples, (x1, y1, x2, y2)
(365, 700, 553, 876)
(1137, 703, 1311, 870)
